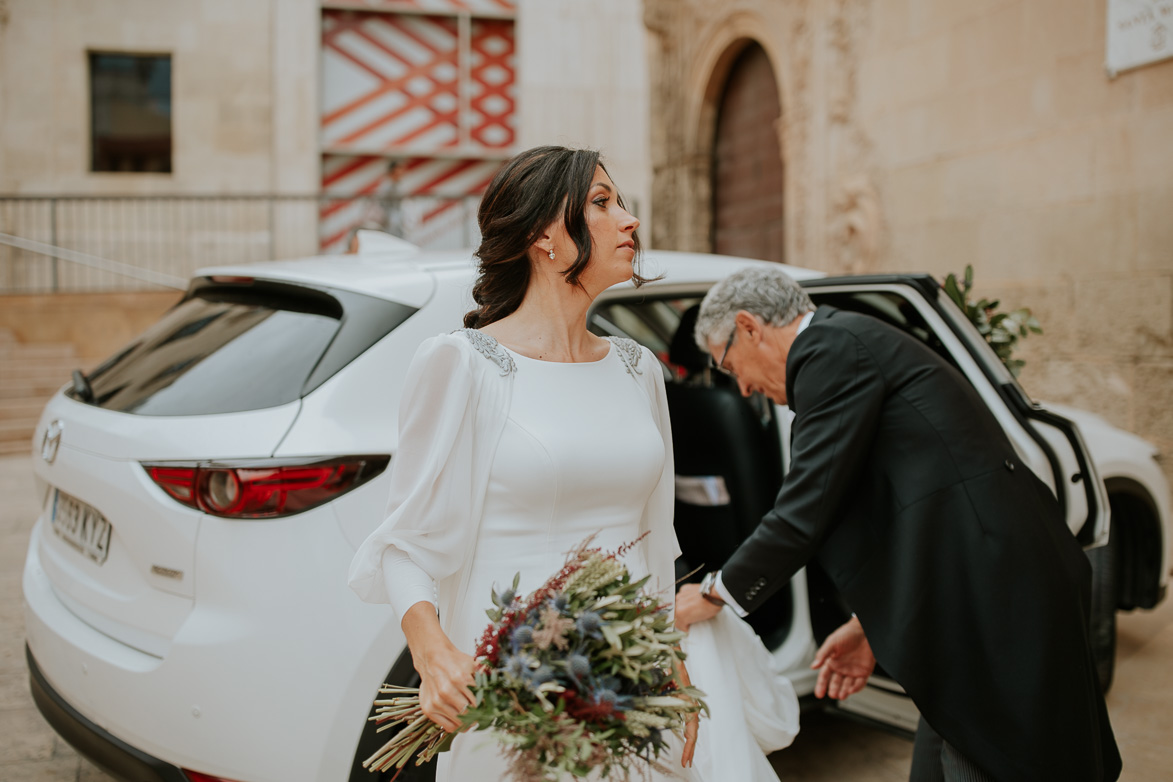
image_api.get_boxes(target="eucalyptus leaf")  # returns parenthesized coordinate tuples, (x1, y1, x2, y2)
(942, 266, 1041, 375)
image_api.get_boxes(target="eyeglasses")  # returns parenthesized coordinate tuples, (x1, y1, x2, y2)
(709, 327, 737, 378)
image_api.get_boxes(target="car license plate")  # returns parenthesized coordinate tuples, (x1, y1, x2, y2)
(50, 490, 112, 565)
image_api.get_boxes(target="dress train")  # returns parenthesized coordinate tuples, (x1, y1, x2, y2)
(683, 609, 800, 782)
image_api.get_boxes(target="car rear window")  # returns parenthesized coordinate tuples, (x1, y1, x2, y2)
(71, 278, 417, 415)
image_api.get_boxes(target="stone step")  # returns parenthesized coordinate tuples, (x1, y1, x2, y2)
(1, 364, 79, 385)
(0, 438, 36, 456)
(2, 353, 83, 371)
(0, 418, 36, 453)
(0, 380, 68, 400)
(0, 369, 72, 389)
(0, 342, 77, 361)
(1, 375, 77, 396)
(0, 333, 87, 451)
(0, 399, 47, 421)
(0, 439, 32, 456)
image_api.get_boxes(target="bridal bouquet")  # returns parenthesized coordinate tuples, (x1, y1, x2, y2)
(363, 535, 706, 781)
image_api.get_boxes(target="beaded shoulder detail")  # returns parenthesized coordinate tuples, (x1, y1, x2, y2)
(608, 337, 643, 377)
(452, 328, 517, 377)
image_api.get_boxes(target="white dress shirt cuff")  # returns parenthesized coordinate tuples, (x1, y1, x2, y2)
(714, 572, 749, 616)
(380, 547, 438, 623)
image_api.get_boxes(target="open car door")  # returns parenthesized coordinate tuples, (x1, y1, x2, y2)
(799, 274, 1108, 546)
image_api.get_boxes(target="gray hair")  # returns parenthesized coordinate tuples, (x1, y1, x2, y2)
(694, 266, 814, 352)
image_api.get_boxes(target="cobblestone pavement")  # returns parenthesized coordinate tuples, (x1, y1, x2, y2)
(2, 453, 1171, 781)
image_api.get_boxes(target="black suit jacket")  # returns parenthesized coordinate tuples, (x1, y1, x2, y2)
(721, 306, 1120, 781)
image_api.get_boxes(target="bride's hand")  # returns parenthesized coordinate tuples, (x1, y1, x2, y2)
(402, 602, 477, 732)
(417, 642, 477, 732)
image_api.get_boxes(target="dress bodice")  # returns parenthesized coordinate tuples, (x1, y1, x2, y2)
(453, 340, 662, 647)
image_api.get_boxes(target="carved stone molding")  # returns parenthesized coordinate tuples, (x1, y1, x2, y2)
(830, 174, 883, 274)
(824, 0, 882, 272)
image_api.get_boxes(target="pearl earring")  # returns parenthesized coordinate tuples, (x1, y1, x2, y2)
(548, 250, 555, 260)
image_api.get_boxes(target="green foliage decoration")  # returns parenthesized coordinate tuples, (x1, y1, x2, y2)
(943, 264, 1042, 378)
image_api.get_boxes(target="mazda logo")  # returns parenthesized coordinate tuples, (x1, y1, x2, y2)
(41, 420, 63, 465)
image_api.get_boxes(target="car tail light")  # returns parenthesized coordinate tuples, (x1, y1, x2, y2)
(144, 455, 389, 519)
(184, 771, 243, 782)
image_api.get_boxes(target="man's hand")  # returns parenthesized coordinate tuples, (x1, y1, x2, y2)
(811, 615, 875, 701)
(675, 583, 722, 633)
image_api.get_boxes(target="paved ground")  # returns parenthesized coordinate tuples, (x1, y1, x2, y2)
(1, 452, 1170, 781)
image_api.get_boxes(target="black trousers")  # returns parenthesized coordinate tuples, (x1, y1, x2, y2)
(910, 718, 997, 782)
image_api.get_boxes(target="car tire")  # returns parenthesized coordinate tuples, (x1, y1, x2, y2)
(1086, 510, 1119, 694)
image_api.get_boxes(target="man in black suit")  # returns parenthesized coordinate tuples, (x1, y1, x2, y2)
(675, 267, 1120, 781)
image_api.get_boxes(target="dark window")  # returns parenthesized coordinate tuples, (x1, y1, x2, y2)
(90, 53, 172, 173)
(72, 280, 418, 415)
(591, 287, 958, 376)
(591, 298, 696, 361)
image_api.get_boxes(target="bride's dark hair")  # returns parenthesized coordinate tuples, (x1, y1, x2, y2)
(463, 146, 650, 329)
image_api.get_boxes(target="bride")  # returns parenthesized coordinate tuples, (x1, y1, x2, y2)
(348, 146, 798, 781)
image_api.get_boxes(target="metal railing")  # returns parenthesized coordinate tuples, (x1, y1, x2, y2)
(0, 194, 482, 294)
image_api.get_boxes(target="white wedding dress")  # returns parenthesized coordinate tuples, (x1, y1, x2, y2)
(349, 330, 798, 782)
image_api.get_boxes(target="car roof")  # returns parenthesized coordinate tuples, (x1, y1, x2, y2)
(195, 247, 825, 306)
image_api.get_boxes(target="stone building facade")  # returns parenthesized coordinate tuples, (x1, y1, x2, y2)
(0, 0, 650, 285)
(644, 0, 1173, 483)
(0, 0, 651, 454)
(2, 0, 1169, 474)
(0, 0, 320, 199)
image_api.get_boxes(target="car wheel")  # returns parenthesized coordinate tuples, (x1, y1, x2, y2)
(349, 648, 438, 782)
(1086, 509, 1119, 693)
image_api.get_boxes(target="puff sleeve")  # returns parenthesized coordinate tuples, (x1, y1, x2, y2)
(636, 345, 684, 615)
(348, 333, 510, 629)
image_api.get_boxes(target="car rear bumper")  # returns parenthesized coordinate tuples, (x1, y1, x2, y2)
(27, 644, 188, 782)
(22, 513, 406, 782)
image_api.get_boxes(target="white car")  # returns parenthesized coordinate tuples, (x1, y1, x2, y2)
(22, 244, 1169, 782)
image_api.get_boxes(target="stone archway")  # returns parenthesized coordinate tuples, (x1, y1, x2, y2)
(711, 42, 784, 263)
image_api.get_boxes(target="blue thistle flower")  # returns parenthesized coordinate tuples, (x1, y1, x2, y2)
(568, 654, 591, 679)
(595, 688, 618, 706)
(527, 664, 554, 685)
(551, 593, 569, 611)
(512, 625, 534, 647)
(503, 654, 525, 679)
(575, 611, 602, 637)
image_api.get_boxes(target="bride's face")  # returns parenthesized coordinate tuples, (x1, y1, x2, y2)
(577, 166, 640, 293)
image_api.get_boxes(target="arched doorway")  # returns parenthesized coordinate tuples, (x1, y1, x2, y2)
(711, 42, 784, 263)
